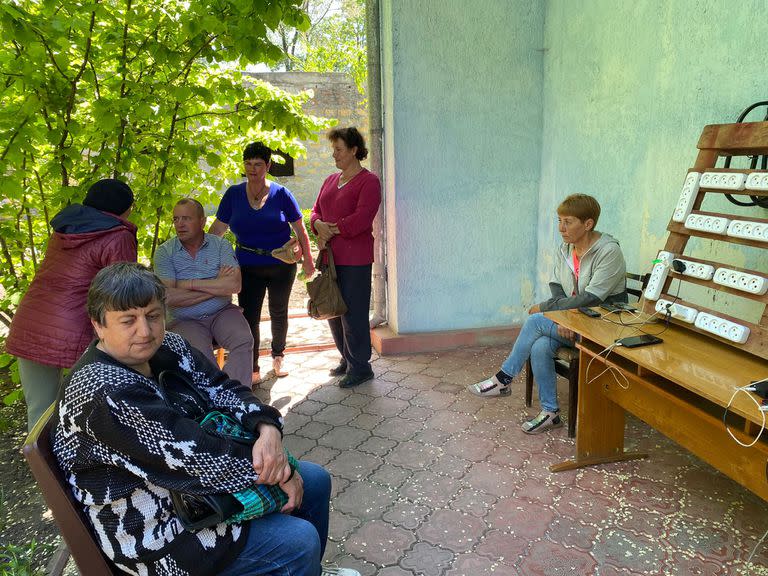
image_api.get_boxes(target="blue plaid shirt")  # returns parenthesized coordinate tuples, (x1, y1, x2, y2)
(154, 234, 239, 321)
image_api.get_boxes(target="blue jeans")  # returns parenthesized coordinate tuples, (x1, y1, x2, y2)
(500, 313, 574, 413)
(218, 461, 331, 576)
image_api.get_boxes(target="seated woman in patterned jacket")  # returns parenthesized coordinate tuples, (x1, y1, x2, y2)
(52, 262, 357, 576)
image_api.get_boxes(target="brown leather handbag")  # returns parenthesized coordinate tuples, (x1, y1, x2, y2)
(306, 247, 347, 320)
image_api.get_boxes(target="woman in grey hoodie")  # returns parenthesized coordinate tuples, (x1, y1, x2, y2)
(468, 194, 626, 434)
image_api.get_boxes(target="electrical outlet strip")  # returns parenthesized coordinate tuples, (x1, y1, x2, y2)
(713, 267, 768, 295)
(694, 312, 750, 344)
(684, 214, 730, 235)
(656, 250, 674, 266)
(726, 220, 768, 243)
(671, 258, 715, 280)
(644, 262, 669, 301)
(699, 171, 747, 190)
(672, 172, 701, 223)
(655, 299, 699, 323)
(746, 172, 768, 191)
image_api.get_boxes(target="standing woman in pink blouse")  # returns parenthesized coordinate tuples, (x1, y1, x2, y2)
(311, 128, 381, 388)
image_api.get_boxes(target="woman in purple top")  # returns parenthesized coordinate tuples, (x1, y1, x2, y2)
(210, 143, 314, 384)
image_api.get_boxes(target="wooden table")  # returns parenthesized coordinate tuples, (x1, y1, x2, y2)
(546, 308, 768, 501)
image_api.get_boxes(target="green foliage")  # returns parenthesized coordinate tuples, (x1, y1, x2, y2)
(0, 0, 332, 339)
(275, 0, 367, 95)
(0, 540, 53, 576)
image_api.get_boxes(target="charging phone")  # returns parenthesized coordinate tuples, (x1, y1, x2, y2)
(578, 307, 601, 318)
(616, 334, 663, 348)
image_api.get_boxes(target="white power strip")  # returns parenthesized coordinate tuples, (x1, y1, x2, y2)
(727, 220, 768, 243)
(699, 172, 747, 190)
(672, 172, 701, 223)
(644, 261, 669, 301)
(746, 172, 768, 191)
(671, 258, 715, 280)
(655, 299, 699, 323)
(713, 267, 768, 295)
(684, 214, 731, 235)
(694, 312, 750, 344)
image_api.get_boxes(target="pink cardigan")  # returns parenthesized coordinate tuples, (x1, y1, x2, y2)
(311, 169, 381, 266)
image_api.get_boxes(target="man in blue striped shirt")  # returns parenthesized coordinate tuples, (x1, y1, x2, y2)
(154, 198, 255, 387)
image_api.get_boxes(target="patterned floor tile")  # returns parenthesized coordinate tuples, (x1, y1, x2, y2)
(486, 497, 555, 540)
(474, 529, 529, 566)
(462, 462, 521, 498)
(344, 520, 417, 565)
(372, 417, 425, 441)
(382, 501, 431, 530)
(327, 449, 383, 481)
(417, 509, 486, 552)
(317, 425, 371, 451)
(313, 403, 361, 426)
(333, 481, 399, 520)
(275, 345, 768, 576)
(399, 541, 454, 576)
(518, 539, 598, 575)
(593, 527, 668, 574)
(450, 488, 498, 518)
(399, 470, 463, 507)
(546, 516, 598, 550)
(387, 440, 440, 470)
(445, 553, 519, 576)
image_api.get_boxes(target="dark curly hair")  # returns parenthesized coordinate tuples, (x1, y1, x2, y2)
(327, 127, 368, 160)
(242, 142, 272, 163)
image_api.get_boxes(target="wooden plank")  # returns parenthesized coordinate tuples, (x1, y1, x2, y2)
(602, 367, 768, 502)
(698, 121, 768, 155)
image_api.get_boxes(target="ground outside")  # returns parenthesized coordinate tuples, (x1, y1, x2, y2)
(1, 296, 767, 574)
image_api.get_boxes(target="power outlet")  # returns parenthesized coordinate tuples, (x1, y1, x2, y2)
(694, 312, 750, 344)
(656, 250, 674, 266)
(655, 299, 699, 323)
(713, 267, 768, 295)
(644, 262, 669, 301)
(699, 171, 747, 190)
(672, 172, 701, 223)
(671, 258, 715, 280)
(727, 220, 768, 243)
(746, 172, 768, 191)
(684, 214, 730, 235)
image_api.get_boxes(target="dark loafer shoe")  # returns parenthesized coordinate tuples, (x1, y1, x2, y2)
(338, 371, 374, 388)
(329, 362, 348, 376)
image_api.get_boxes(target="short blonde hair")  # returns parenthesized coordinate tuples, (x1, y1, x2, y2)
(557, 194, 601, 226)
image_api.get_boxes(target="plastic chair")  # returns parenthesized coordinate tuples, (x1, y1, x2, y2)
(524, 272, 649, 438)
(23, 404, 119, 576)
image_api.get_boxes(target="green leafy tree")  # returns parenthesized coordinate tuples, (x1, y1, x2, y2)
(274, 0, 366, 94)
(0, 0, 331, 331)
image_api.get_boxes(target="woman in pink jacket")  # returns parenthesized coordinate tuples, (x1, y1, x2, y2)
(311, 128, 381, 389)
(6, 179, 137, 430)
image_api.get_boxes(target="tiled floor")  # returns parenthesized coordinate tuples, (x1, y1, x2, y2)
(257, 344, 768, 576)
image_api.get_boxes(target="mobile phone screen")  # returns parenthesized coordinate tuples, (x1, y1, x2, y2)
(617, 335, 663, 348)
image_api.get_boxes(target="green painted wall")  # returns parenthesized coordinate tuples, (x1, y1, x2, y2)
(381, 0, 546, 333)
(380, 0, 768, 334)
(537, 1, 768, 320)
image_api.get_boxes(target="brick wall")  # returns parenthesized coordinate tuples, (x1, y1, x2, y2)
(247, 72, 369, 210)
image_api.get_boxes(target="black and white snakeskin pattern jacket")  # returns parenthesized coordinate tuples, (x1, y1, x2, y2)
(53, 332, 284, 575)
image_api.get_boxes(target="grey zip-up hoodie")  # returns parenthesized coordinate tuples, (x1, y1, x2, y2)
(538, 232, 627, 312)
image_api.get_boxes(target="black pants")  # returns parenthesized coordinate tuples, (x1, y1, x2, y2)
(328, 264, 373, 376)
(238, 263, 297, 372)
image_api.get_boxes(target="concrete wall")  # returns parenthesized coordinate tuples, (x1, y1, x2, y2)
(536, 0, 768, 318)
(380, 0, 768, 335)
(380, 1, 546, 333)
(248, 72, 369, 210)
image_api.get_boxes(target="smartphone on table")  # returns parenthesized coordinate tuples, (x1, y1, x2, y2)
(616, 334, 663, 348)
(578, 307, 601, 318)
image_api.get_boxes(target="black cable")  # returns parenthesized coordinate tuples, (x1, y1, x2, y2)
(721, 100, 768, 208)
